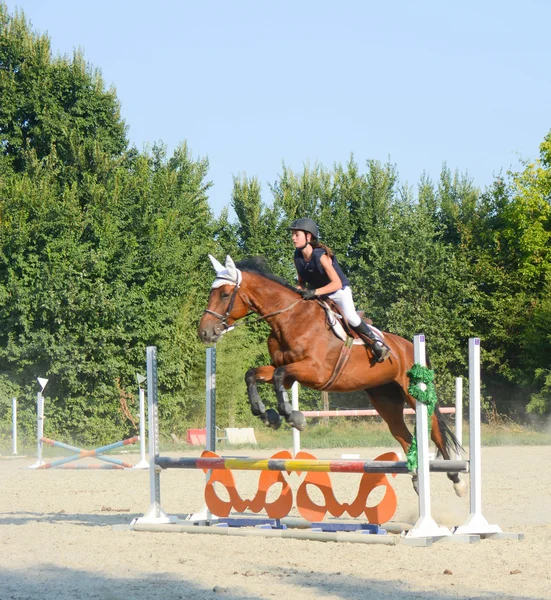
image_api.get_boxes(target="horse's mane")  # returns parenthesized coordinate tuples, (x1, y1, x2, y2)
(236, 257, 298, 293)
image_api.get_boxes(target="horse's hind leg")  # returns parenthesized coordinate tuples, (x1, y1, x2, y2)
(245, 366, 282, 429)
(369, 386, 413, 455)
(430, 411, 467, 497)
(368, 386, 415, 494)
(395, 374, 466, 498)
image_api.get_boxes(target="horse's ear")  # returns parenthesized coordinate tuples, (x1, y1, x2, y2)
(208, 254, 225, 274)
(225, 255, 238, 280)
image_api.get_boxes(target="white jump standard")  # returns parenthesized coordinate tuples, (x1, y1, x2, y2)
(453, 338, 506, 537)
(29, 373, 148, 470)
(29, 377, 48, 469)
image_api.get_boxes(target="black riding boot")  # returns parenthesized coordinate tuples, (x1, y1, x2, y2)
(352, 321, 391, 362)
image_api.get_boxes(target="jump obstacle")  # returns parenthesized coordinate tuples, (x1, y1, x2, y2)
(37, 437, 139, 469)
(122, 336, 522, 545)
(29, 376, 148, 470)
(11, 396, 17, 455)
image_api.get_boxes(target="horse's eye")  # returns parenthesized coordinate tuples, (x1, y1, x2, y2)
(220, 292, 230, 299)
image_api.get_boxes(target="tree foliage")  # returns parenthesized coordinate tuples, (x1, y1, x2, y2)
(223, 150, 551, 414)
(1, 3, 550, 451)
(0, 5, 215, 443)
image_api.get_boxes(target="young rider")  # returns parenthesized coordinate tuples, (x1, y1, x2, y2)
(289, 217, 391, 362)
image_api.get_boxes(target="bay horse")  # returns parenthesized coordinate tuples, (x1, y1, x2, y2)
(198, 255, 465, 496)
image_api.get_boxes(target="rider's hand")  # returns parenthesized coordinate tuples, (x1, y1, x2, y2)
(300, 289, 317, 300)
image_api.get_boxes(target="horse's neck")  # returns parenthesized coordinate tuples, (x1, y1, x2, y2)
(243, 273, 300, 317)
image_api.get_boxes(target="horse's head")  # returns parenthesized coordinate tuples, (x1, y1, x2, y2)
(198, 254, 251, 343)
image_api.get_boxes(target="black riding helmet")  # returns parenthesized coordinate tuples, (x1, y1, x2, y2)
(288, 217, 319, 239)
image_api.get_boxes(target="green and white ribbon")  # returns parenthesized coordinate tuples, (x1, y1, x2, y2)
(406, 363, 438, 471)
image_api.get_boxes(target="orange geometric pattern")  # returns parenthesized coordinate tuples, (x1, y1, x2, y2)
(201, 450, 399, 523)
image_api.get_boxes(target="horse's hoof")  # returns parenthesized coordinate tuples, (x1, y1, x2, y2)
(454, 479, 468, 498)
(276, 402, 293, 418)
(265, 408, 282, 430)
(287, 410, 306, 431)
(251, 401, 267, 417)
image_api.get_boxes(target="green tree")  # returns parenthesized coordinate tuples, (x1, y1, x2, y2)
(231, 175, 282, 270)
(0, 4, 127, 175)
(0, 140, 216, 443)
(0, 2, 218, 442)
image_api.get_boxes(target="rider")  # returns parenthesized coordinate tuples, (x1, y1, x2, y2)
(289, 217, 391, 362)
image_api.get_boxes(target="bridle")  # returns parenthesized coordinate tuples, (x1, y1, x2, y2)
(203, 279, 303, 335)
(203, 280, 243, 335)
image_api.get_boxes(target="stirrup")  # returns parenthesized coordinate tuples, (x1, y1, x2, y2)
(373, 341, 391, 362)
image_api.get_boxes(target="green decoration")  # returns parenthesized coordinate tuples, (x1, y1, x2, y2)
(406, 363, 438, 471)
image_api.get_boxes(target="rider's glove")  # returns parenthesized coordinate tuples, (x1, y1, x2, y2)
(300, 289, 317, 300)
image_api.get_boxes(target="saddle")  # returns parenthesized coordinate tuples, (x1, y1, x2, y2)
(318, 299, 384, 345)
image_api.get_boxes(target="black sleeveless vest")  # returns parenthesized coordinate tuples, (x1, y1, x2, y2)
(294, 247, 350, 289)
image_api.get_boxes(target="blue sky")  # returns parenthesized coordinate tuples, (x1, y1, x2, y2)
(8, 0, 551, 216)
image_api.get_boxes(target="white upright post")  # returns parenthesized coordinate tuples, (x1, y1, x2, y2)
(205, 346, 216, 452)
(29, 378, 48, 468)
(406, 334, 451, 539)
(12, 397, 18, 455)
(455, 377, 463, 459)
(454, 338, 502, 536)
(291, 382, 300, 456)
(133, 375, 149, 469)
(186, 346, 217, 523)
(133, 347, 178, 524)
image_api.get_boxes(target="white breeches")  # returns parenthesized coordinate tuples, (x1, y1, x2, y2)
(328, 286, 361, 327)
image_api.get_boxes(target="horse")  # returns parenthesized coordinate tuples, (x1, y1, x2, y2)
(198, 254, 466, 497)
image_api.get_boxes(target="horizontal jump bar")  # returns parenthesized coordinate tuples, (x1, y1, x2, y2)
(131, 522, 403, 545)
(302, 407, 456, 417)
(156, 457, 468, 474)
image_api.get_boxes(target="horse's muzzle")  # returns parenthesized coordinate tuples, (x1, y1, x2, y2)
(198, 322, 226, 344)
(198, 327, 218, 344)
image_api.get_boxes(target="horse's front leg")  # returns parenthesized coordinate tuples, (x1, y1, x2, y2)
(272, 365, 307, 431)
(245, 366, 282, 429)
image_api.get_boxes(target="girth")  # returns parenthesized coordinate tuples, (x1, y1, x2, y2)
(320, 336, 355, 390)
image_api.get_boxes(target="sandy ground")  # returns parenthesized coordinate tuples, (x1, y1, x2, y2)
(1, 444, 550, 600)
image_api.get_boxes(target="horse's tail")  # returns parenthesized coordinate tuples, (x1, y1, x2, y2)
(434, 405, 463, 458)
(425, 354, 464, 459)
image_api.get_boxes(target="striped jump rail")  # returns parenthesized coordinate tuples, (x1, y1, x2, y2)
(156, 456, 469, 474)
(302, 407, 456, 418)
(50, 464, 127, 470)
(38, 436, 139, 470)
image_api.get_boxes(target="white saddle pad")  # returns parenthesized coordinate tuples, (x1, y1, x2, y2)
(320, 301, 384, 345)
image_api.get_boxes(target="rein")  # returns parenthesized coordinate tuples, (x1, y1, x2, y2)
(203, 283, 303, 333)
(205, 276, 355, 390)
(253, 298, 303, 321)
